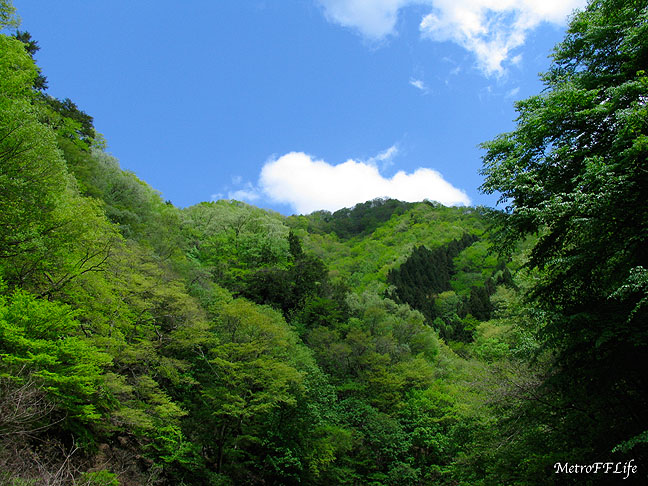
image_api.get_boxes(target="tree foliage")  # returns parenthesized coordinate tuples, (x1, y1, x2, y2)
(7, 2, 647, 483)
(305, 198, 415, 240)
(480, 0, 648, 473)
(0, 0, 17, 30)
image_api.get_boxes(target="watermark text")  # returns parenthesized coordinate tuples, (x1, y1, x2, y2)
(554, 459, 637, 480)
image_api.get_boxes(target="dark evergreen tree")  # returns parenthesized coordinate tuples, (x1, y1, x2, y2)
(387, 235, 478, 326)
(13, 30, 48, 90)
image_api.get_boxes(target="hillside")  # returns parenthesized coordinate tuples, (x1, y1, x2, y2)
(2, 1, 647, 484)
(0, 29, 518, 481)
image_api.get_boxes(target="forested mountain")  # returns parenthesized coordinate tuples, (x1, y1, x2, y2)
(1, 0, 647, 484)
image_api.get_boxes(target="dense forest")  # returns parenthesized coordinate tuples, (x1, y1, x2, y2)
(1, 0, 647, 484)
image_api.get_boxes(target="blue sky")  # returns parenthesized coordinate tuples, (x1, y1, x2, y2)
(13, 0, 586, 214)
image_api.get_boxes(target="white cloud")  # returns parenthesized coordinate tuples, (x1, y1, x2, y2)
(228, 182, 261, 202)
(409, 78, 429, 93)
(259, 151, 470, 214)
(317, 0, 586, 76)
(375, 145, 398, 162)
(419, 0, 587, 76)
(317, 0, 415, 39)
(366, 144, 399, 170)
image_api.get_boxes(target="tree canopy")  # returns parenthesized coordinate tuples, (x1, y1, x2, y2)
(481, 0, 648, 471)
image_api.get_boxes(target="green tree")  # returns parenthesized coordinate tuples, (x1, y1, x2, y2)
(0, 35, 62, 264)
(0, 34, 117, 297)
(193, 299, 306, 478)
(0, 0, 17, 30)
(480, 0, 648, 473)
(0, 286, 112, 434)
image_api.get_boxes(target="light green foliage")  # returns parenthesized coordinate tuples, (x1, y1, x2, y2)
(183, 201, 290, 288)
(470, 321, 511, 362)
(307, 292, 438, 414)
(77, 470, 119, 486)
(0, 36, 120, 297)
(0, 37, 68, 265)
(0, 288, 111, 426)
(207, 299, 304, 417)
(191, 299, 314, 479)
(59, 147, 185, 259)
(0, 0, 18, 29)
(62, 240, 206, 437)
(450, 239, 498, 294)
(0, 36, 34, 97)
(0, 36, 513, 482)
(298, 202, 487, 292)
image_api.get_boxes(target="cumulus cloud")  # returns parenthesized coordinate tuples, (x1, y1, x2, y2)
(259, 151, 470, 214)
(317, 0, 586, 75)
